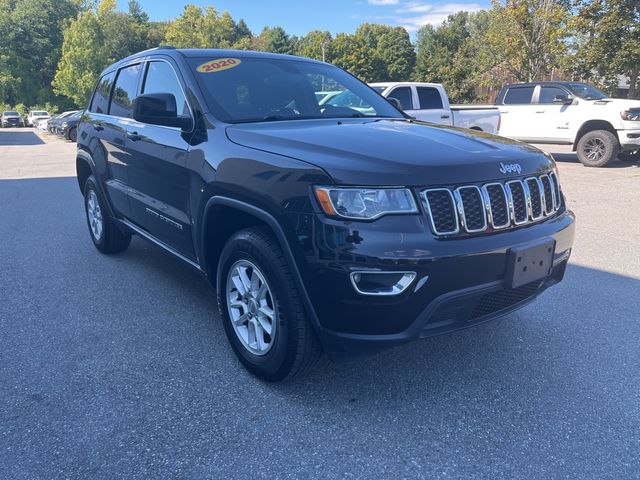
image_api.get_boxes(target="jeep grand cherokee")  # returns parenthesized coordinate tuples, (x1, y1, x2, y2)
(76, 47, 575, 381)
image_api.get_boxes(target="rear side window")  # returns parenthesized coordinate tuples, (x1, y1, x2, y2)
(417, 87, 443, 109)
(142, 61, 190, 118)
(109, 64, 141, 118)
(503, 86, 534, 105)
(388, 87, 413, 110)
(89, 72, 115, 114)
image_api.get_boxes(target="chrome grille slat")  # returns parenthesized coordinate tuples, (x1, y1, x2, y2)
(422, 173, 562, 238)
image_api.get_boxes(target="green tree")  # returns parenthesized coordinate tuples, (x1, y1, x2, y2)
(482, 0, 570, 83)
(571, 0, 640, 99)
(296, 30, 332, 61)
(164, 5, 252, 49)
(414, 11, 491, 102)
(0, 0, 80, 105)
(331, 33, 380, 82)
(354, 23, 415, 81)
(53, 9, 107, 105)
(256, 26, 293, 54)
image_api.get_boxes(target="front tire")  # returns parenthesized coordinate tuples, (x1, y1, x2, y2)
(83, 176, 131, 254)
(217, 227, 321, 382)
(577, 130, 619, 167)
(68, 127, 77, 142)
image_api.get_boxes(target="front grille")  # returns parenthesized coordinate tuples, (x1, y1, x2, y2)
(421, 172, 562, 237)
(470, 281, 541, 319)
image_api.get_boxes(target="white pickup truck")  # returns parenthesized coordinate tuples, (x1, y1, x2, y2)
(369, 82, 500, 134)
(496, 81, 640, 167)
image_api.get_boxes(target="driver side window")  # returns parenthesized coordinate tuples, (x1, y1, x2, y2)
(142, 61, 190, 118)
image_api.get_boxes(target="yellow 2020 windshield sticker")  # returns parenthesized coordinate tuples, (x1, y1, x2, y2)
(197, 58, 241, 73)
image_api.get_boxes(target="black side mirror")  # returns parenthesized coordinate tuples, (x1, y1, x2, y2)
(133, 93, 192, 129)
(553, 94, 573, 105)
(387, 97, 403, 110)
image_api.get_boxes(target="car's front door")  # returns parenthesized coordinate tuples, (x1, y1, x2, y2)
(386, 86, 416, 117)
(534, 85, 575, 143)
(124, 59, 196, 259)
(497, 85, 537, 139)
(415, 86, 453, 125)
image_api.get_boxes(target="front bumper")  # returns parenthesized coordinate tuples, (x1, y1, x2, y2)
(618, 128, 640, 150)
(300, 208, 575, 358)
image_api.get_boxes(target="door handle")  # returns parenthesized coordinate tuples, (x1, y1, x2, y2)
(441, 115, 450, 119)
(127, 131, 141, 141)
(94, 125, 104, 131)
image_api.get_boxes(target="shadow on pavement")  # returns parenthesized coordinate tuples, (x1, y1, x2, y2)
(0, 130, 45, 146)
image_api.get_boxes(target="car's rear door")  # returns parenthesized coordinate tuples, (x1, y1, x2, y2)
(496, 85, 537, 139)
(86, 66, 141, 218)
(124, 58, 196, 259)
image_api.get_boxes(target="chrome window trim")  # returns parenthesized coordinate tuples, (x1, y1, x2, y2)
(455, 185, 487, 233)
(505, 180, 529, 225)
(421, 188, 460, 235)
(482, 183, 511, 229)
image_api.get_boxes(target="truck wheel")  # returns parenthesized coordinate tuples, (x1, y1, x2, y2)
(83, 175, 131, 254)
(577, 130, 619, 167)
(217, 227, 321, 382)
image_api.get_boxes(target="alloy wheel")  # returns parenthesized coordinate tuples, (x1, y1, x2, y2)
(86, 189, 103, 241)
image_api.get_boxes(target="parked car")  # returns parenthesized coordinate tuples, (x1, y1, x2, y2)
(76, 48, 575, 381)
(496, 81, 640, 167)
(1, 111, 24, 127)
(26, 110, 50, 127)
(58, 110, 82, 142)
(369, 82, 501, 134)
(48, 110, 79, 134)
(36, 118, 50, 132)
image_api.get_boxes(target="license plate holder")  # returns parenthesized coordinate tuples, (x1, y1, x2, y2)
(506, 239, 556, 289)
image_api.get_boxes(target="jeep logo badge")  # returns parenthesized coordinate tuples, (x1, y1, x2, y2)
(499, 162, 522, 175)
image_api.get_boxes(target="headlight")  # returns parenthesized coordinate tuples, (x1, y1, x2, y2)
(314, 187, 418, 220)
(621, 110, 640, 121)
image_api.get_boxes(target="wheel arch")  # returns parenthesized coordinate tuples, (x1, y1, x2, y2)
(573, 120, 618, 151)
(200, 196, 325, 344)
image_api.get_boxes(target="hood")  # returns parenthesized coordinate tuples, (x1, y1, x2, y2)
(591, 98, 640, 109)
(226, 118, 552, 186)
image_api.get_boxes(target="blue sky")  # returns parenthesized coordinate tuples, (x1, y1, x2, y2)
(116, 0, 490, 36)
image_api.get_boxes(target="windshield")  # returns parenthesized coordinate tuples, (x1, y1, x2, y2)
(31, 111, 48, 116)
(371, 86, 386, 93)
(566, 83, 608, 100)
(188, 56, 403, 123)
(4, 111, 20, 117)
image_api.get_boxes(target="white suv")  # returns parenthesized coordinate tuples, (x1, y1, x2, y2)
(496, 82, 640, 167)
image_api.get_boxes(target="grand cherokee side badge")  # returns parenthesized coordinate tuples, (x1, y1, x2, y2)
(499, 162, 522, 175)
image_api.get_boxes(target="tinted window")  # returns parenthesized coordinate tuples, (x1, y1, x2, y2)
(539, 86, 568, 104)
(187, 57, 401, 123)
(110, 64, 141, 118)
(89, 72, 115, 114)
(142, 61, 190, 117)
(388, 87, 413, 110)
(417, 87, 443, 109)
(503, 86, 534, 105)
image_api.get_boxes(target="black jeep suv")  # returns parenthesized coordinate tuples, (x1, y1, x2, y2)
(76, 48, 575, 381)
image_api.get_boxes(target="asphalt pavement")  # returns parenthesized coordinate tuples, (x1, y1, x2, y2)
(1, 128, 639, 479)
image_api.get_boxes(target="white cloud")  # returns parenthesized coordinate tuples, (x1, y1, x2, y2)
(368, 0, 400, 5)
(393, 2, 485, 31)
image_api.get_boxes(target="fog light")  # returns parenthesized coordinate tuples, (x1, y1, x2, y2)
(350, 271, 416, 296)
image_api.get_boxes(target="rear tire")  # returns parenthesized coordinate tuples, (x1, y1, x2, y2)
(576, 130, 618, 167)
(83, 175, 131, 254)
(217, 226, 321, 382)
